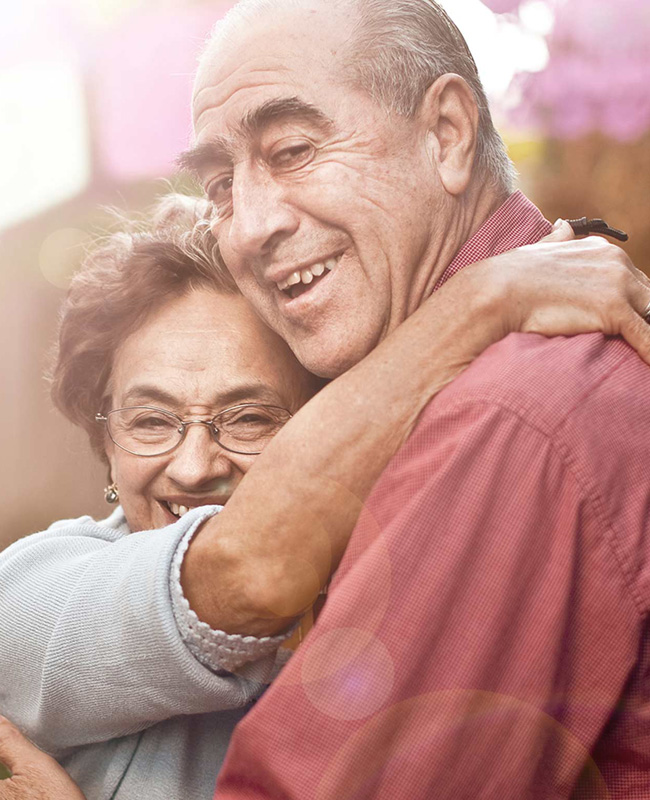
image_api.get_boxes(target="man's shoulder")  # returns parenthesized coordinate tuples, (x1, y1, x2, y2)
(361, 332, 650, 600)
(403, 332, 650, 531)
(426, 332, 648, 438)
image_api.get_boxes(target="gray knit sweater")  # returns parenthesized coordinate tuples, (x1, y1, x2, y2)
(0, 506, 290, 800)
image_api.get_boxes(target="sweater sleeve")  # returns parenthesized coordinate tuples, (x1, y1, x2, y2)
(169, 523, 295, 674)
(0, 507, 279, 755)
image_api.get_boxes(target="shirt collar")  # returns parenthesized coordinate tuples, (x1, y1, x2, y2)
(434, 191, 552, 292)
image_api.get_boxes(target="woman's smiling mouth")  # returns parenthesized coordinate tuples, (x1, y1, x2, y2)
(161, 498, 229, 519)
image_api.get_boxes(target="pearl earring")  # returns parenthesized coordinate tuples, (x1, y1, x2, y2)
(104, 483, 119, 504)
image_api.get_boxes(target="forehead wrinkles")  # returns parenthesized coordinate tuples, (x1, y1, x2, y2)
(193, 14, 351, 130)
(193, 58, 295, 130)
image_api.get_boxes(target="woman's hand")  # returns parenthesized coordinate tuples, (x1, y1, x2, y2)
(468, 220, 650, 362)
(0, 718, 85, 800)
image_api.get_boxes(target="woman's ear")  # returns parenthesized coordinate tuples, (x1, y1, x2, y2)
(418, 73, 480, 196)
(104, 441, 117, 483)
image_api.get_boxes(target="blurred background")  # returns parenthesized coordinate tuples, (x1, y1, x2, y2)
(1, 0, 649, 549)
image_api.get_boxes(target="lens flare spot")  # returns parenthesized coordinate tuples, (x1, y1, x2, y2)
(315, 690, 610, 800)
(301, 628, 395, 721)
(39, 227, 90, 288)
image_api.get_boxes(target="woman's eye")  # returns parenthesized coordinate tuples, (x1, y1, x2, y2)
(135, 416, 172, 430)
(269, 141, 315, 170)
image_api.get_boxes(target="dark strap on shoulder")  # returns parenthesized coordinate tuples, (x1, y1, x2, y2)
(568, 217, 629, 242)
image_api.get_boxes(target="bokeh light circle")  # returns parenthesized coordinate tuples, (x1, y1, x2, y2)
(316, 690, 610, 800)
(39, 227, 90, 288)
(301, 628, 395, 721)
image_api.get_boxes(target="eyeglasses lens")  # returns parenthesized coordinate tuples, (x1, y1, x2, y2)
(216, 405, 291, 454)
(107, 405, 291, 456)
(108, 408, 182, 456)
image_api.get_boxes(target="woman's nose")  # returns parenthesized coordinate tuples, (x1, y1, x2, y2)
(165, 424, 238, 491)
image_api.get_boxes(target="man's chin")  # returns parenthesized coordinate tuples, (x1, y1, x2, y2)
(289, 336, 374, 379)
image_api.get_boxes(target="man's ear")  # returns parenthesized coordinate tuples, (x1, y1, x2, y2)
(419, 74, 479, 196)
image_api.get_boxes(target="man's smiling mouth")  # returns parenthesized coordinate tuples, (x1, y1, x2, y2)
(276, 255, 341, 299)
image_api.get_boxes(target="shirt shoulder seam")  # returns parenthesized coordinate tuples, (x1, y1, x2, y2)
(416, 394, 646, 620)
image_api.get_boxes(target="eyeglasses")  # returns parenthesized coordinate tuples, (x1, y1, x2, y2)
(95, 403, 292, 457)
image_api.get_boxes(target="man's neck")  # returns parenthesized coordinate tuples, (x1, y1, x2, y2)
(415, 180, 510, 310)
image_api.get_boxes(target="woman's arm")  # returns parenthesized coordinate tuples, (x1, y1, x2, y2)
(0, 511, 279, 752)
(183, 227, 650, 636)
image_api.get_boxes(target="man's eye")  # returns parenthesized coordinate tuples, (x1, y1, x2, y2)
(269, 141, 315, 170)
(206, 175, 234, 208)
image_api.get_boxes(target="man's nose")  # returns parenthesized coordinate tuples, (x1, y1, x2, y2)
(226, 165, 299, 260)
(165, 425, 239, 492)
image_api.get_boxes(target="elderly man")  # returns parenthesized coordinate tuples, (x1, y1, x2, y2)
(181, 0, 650, 798)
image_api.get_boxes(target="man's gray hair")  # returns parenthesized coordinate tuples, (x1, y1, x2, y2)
(204, 0, 516, 194)
(345, 0, 516, 194)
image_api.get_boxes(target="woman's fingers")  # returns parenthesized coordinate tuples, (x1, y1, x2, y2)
(539, 219, 576, 243)
(465, 232, 650, 362)
(0, 717, 29, 777)
(0, 718, 86, 800)
(619, 309, 650, 366)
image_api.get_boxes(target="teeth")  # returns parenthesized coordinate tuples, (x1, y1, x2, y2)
(169, 503, 194, 518)
(276, 256, 339, 292)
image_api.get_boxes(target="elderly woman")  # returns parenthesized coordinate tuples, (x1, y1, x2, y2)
(0, 194, 649, 800)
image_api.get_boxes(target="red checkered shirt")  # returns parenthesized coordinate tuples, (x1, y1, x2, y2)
(214, 192, 650, 799)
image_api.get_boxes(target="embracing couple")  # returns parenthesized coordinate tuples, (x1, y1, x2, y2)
(2, 1, 650, 799)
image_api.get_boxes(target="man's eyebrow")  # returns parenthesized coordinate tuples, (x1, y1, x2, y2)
(178, 96, 334, 178)
(240, 96, 335, 138)
(177, 137, 233, 178)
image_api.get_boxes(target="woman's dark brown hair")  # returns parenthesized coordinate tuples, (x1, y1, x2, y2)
(50, 193, 238, 462)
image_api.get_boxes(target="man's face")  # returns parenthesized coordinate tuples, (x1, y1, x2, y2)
(190, 2, 453, 377)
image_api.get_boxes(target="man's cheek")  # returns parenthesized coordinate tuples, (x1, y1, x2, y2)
(217, 244, 249, 285)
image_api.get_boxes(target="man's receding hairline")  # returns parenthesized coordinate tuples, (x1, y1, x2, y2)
(197, 0, 358, 83)
(197, 0, 515, 194)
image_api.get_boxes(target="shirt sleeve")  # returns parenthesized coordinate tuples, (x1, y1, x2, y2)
(0, 507, 280, 756)
(169, 523, 295, 674)
(213, 399, 641, 799)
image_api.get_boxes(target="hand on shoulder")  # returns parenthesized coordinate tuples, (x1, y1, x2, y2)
(471, 220, 650, 363)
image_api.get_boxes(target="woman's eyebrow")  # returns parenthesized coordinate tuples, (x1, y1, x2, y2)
(120, 383, 276, 409)
(215, 384, 277, 407)
(120, 385, 180, 407)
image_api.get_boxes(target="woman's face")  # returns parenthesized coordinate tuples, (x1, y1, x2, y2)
(105, 287, 320, 532)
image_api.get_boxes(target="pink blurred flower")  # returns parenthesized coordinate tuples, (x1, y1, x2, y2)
(506, 0, 650, 141)
(481, 0, 524, 14)
(92, 2, 234, 180)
